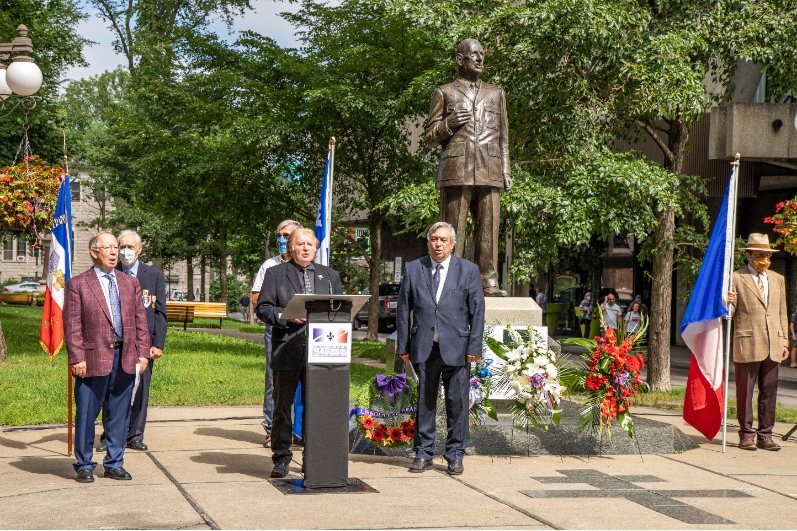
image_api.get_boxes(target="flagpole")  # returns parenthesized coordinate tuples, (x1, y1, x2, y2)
(721, 153, 741, 453)
(326, 137, 336, 265)
(63, 131, 73, 456)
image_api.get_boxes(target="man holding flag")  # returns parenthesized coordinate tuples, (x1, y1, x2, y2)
(727, 234, 789, 451)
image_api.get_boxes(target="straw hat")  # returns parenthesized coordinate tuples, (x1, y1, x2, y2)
(740, 233, 779, 252)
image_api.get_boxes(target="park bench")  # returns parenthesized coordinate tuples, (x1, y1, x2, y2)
(0, 293, 34, 305)
(165, 301, 228, 330)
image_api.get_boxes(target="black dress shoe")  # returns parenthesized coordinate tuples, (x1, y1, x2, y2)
(96, 440, 107, 452)
(408, 457, 433, 473)
(126, 440, 148, 451)
(104, 467, 132, 480)
(76, 468, 94, 483)
(447, 459, 464, 475)
(270, 462, 288, 478)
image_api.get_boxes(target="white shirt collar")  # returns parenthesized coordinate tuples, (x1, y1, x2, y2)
(432, 254, 452, 270)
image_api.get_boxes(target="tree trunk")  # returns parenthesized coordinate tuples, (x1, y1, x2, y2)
(186, 253, 194, 302)
(365, 216, 383, 341)
(0, 323, 7, 361)
(219, 243, 228, 305)
(200, 255, 206, 302)
(646, 120, 688, 392)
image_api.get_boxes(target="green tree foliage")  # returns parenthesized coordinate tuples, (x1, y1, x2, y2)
(0, 0, 90, 164)
(381, 0, 797, 390)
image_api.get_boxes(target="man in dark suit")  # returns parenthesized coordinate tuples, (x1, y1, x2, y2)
(426, 38, 511, 296)
(397, 222, 485, 475)
(256, 228, 343, 478)
(65, 231, 151, 483)
(97, 230, 167, 452)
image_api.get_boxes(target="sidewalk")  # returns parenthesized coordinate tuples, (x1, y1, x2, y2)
(1, 404, 797, 529)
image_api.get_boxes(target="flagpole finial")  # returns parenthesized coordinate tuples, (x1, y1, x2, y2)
(329, 137, 336, 150)
(732, 153, 741, 167)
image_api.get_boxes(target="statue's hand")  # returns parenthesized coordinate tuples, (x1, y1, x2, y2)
(503, 173, 512, 190)
(446, 108, 471, 130)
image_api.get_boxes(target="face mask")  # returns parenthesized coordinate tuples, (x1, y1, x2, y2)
(277, 236, 288, 254)
(585, 296, 591, 302)
(752, 256, 771, 274)
(119, 248, 137, 267)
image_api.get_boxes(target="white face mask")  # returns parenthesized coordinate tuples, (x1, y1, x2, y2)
(119, 248, 137, 267)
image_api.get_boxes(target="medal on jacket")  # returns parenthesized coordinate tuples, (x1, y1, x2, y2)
(142, 289, 152, 308)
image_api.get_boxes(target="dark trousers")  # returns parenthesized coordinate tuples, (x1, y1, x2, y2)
(101, 358, 153, 444)
(582, 319, 592, 339)
(441, 185, 499, 286)
(74, 348, 134, 472)
(735, 357, 780, 440)
(413, 345, 470, 462)
(271, 367, 306, 465)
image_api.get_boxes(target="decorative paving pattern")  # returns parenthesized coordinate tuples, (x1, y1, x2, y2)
(521, 469, 751, 525)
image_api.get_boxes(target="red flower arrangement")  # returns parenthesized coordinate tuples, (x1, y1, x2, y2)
(353, 373, 418, 449)
(0, 155, 63, 245)
(562, 309, 648, 445)
(764, 198, 797, 256)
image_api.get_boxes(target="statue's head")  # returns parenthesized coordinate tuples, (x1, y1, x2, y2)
(456, 39, 484, 80)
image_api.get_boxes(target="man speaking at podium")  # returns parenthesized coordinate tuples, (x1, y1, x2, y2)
(397, 222, 485, 475)
(255, 227, 343, 478)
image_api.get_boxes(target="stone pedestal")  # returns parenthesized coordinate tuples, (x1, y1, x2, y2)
(484, 297, 542, 327)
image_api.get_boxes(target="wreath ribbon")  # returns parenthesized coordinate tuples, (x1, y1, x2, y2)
(375, 373, 409, 402)
(349, 406, 417, 420)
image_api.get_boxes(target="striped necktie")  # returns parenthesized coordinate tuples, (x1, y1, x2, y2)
(757, 274, 766, 302)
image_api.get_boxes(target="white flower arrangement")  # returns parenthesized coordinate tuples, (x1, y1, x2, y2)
(486, 325, 565, 430)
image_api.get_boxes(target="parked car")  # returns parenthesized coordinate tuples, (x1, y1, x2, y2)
(169, 289, 186, 301)
(3, 281, 40, 293)
(354, 281, 401, 332)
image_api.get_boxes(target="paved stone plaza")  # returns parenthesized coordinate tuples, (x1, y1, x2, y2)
(1, 404, 796, 529)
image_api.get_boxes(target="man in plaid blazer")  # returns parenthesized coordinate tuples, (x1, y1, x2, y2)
(65, 231, 151, 483)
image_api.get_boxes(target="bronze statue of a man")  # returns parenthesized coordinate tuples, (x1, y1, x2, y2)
(426, 38, 511, 297)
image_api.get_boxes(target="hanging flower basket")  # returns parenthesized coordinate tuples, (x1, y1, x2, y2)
(0, 155, 62, 245)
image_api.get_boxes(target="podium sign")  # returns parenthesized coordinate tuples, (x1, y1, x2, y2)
(307, 322, 352, 364)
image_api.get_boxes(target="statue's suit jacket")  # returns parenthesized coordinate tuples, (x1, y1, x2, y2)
(65, 268, 151, 377)
(255, 261, 344, 371)
(731, 268, 788, 363)
(425, 79, 510, 189)
(396, 255, 485, 366)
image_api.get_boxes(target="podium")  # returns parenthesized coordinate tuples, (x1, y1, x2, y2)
(281, 294, 368, 489)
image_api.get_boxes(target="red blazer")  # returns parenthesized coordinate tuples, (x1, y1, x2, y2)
(65, 267, 151, 377)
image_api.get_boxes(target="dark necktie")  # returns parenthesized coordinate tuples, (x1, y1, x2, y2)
(302, 267, 314, 295)
(104, 273, 123, 338)
(125, 269, 135, 278)
(433, 263, 443, 299)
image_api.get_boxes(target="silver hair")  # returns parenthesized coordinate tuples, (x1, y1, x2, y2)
(427, 222, 456, 245)
(89, 231, 116, 250)
(117, 229, 142, 247)
(277, 219, 302, 233)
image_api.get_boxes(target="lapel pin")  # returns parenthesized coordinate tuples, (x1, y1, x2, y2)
(318, 275, 324, 280)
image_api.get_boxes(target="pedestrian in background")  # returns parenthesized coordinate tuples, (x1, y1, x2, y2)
(240, 293, 251, 322)
(600, 294, 623, 334)
(578, 291, 593, 338)
(624, 299, 643, 336)
(788, 304, 797, 368)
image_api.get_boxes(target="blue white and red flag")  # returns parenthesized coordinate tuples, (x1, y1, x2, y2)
(680, 166, 738, 440)
(40, 175, 72, 360)
(314, 142, 335, 266)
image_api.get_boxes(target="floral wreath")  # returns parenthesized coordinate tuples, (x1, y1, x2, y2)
(352, 373, 418, 448)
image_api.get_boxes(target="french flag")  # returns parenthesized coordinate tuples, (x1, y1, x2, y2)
(39, 175, 72, 361)
(679, 167, 738, 440)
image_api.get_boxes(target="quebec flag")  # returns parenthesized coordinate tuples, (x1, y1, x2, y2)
(314, 146, 333, 266)
(40, 175, 72, 361)
(680, 169, 737, 440)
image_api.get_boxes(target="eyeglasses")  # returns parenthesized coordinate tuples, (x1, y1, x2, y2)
(278, 233, 291, 238)
(119, 244, 137, 250)
(94, 246, 118, 253)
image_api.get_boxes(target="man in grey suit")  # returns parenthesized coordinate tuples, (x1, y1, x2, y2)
(396, 222, 485, 475)
(426, 38, 511, 296)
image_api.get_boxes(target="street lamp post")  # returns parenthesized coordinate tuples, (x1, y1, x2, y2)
(0, 25, 43, 118)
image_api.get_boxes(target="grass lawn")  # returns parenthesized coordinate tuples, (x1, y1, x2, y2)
(0, 305, 381, 426)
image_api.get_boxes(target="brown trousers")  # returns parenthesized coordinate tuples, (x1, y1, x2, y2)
(440, 185, 499, 287)
(734, 357, 779, 440)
